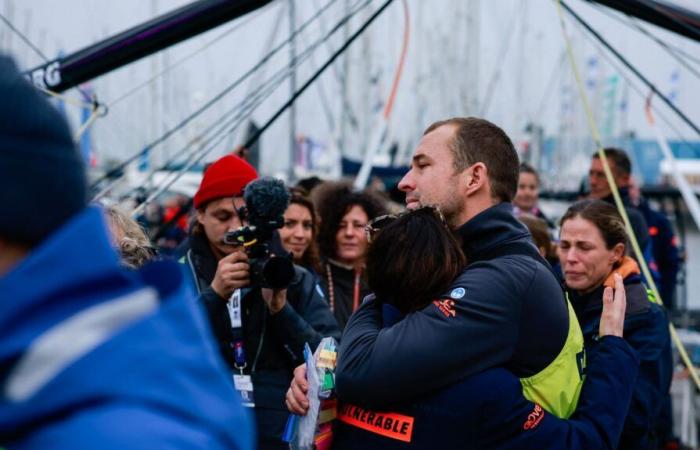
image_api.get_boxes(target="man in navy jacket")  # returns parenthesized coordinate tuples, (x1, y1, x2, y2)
(331, 118, 579, 410)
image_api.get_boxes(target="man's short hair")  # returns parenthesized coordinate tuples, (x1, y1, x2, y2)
(424, 117, 520, 203)
(593, 148, 632, 176)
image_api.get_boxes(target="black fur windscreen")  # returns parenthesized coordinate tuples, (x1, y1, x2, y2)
(243, 177, 290, 223)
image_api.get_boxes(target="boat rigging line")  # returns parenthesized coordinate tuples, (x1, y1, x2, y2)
(479, 2, 525, 117)
(569, 11, 698, 152)
(90, 0, 347, 192)
(240, 0, 397, 168)
(560, 0, 700, 139)
(589, 1, 700, 80)
(119, 0, 380, 207)
(108, 1, 277, 109)
(131, 0, 398, 211)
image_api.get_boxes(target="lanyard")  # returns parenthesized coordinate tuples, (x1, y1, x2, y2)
(326, 264, 362, 313)
(228, 289, 247, 373)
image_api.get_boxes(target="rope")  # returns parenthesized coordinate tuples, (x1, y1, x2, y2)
(0, 11, 49, 61)
(555, 0, 700, 392)
(90, 0, 344, 192)
(559, 0, 700, 139)
(127, 0, 379, 212)
(242, 0, 396, 151)
(382, 0, 409, 119)
(479, 2, 525, 117)
(108, 2, 275, 108)
(590, 2, 700, 79)
(568, 11, 696, 152)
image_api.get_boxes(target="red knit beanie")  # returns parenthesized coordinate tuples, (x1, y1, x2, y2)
(193, 154, 258, 209)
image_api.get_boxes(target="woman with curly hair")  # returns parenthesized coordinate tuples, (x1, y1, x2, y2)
(279, 188, 322, 275)
(313, 182, 387, 330)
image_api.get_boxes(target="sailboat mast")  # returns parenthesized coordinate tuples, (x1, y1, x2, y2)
(288, 0, 297, 181)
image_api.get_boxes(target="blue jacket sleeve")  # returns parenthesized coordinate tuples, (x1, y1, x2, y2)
(480, 336, 640, 450)
(267, 267, 341, 362)
(336, 263, 521, 407)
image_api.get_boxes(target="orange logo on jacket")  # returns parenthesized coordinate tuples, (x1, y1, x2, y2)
(523, 404, 545, 430)
(433, 299, 456, 318)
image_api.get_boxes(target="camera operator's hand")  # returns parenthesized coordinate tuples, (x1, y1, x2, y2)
(261, 288, 287, 314)
(211, 249, 250, 299)
(599, 273, 626, 337)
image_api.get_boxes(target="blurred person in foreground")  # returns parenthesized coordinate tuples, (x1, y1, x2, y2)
(105, 205, 157, 269)
(183, 154, 340, 450)
(559, 199, 673, 450)
(313, 182, 387, 330)
(0, 55, 252, 450)
(327, 206, 638, 449)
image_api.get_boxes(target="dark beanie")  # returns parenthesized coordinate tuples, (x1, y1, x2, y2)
(0, 55, 87, 245)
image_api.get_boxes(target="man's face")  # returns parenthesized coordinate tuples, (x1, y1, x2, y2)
(196, 196, 246, 258)
(398, 125, 466, 226)
(588, 157, 628, 199)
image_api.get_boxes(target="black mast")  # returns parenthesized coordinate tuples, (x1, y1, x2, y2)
(26, 0, 273, 92)
(588, 0, 700, 42)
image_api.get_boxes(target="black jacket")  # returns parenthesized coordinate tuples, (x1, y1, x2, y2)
(335, 203, 570, 407)
(568, 275, 673, 450)
(319, 259, 371, 330)
(601, 188, 650, 252)
(183, 233, 341, 449)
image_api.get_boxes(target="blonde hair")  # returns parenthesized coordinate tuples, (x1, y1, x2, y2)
(105, 205, 156, 269)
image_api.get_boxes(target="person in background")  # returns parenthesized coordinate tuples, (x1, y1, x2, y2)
(279, 188, 321, 276)
(518, 214, 562, 281)
(183, 154, 340, 450)
(513, 162, 554, 228)
(0, 54, 252, 450)
(559, 199, 673, 450)
(313, 182, 387, 330)
(628, 176, 681, 312)
(587, 148, 650, 258)
(105, 204, 157, 269)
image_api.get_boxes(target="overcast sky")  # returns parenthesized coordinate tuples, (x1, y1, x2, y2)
(1, 0, 699, 178)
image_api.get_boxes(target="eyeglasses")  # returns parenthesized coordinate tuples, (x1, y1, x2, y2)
(364, 206, 447, 243)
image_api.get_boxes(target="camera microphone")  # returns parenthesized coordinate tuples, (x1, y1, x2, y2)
(243, 177, 290, 228)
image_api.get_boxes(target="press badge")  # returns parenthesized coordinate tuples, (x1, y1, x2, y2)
(228, 289, 242, 328)
(233, 374, 255, 408)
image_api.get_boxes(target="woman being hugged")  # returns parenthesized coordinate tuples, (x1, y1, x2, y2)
(559, 199, 673, 450)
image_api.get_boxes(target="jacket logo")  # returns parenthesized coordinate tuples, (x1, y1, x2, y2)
(523, 404, 545, 430)
(433, 299, 456, 318)
(338, 404, 414, 442)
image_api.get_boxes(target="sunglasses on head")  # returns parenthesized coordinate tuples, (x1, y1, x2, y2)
(364, 206, 447, 243)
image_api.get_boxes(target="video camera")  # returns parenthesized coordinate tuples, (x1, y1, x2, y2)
(224, 177, 295, 289)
